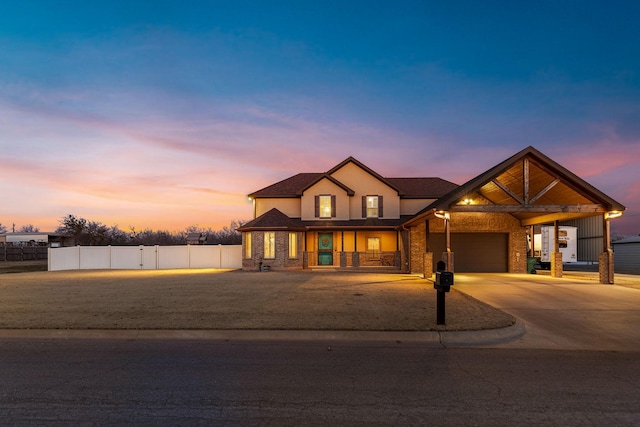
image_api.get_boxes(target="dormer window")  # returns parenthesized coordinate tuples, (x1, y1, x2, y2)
(362, 195, 384, 218)
(315, 195, 336, 218)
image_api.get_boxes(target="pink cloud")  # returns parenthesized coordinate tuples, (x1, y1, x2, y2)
(555, 143, 640, 178)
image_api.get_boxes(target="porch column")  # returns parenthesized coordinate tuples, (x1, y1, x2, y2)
(424, 252, 433, 279)
(550, 220, 563, 278)
(339, 231, 346, 268)
(444, 214, 454, 272)
(352, 231, 359, 268)
(599, 214, 614, 284)
(529, 225, 535, 257)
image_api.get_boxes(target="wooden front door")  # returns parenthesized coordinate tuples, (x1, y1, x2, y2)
(318, 233, 333, 265)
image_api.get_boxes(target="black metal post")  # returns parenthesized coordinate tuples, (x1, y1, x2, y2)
(436, 289, 446, 325)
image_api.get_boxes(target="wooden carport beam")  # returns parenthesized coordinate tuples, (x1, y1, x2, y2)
(551, 220, 563, 278)
(520, 209, 606, 226)
(523, 159, 529, 203)
(528, 179, 561, 204)
(451, 204, 605, 213)
(492, 179, 524, 205)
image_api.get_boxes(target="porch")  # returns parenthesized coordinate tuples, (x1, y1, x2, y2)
(304, 250, 402, 270)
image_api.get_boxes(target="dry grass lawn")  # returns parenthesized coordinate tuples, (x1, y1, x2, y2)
(0, 268, 515, 331)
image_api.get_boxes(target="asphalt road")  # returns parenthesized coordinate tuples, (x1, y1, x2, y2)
(1, 272, 638, 425)
(1, 338, 639, 426)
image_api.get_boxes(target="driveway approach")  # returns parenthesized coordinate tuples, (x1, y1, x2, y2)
(454, 273, 640, 351)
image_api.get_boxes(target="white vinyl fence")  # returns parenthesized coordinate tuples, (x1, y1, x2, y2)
(48, 245, 242, 271)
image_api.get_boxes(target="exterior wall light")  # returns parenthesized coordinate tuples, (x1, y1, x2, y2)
(605, 211, 622, 219)
(434, 211, 450, 220)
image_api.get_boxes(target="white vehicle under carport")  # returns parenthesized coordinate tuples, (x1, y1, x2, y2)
(534, 225, 578, 270)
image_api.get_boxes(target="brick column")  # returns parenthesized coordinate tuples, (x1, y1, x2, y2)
(599, 251, 614, 284)
(550, 252, 563, 278)
(352, 252, 360, 268)
(424, 252, 433, 279)
(340, 252, 347, 268)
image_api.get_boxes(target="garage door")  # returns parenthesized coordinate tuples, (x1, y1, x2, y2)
(430, 233, 508, 272)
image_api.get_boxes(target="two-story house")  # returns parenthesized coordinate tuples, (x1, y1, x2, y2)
(238, 147, 625, 284)
(238, 156, 457, 270)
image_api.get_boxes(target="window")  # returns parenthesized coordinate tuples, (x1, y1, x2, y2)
(315, 195, 336, 218)
(264, 232, 275, 259)
(245, 233, 252, 259)
(319, 195, 332, 218)
(288, 232, 297, 258)
(364, 195, 383, 218)
(367, 236, 381, 260)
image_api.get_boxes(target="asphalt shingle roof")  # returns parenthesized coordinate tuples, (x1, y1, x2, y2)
(248, 173, 322, 198)
(237, 209, 306, 231)
(386, 177, 459, 198)
(248, 172, 459, 199)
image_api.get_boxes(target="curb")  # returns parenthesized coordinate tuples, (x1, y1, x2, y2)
(439, 319, 526, 346)
(0, 321, 525, 346)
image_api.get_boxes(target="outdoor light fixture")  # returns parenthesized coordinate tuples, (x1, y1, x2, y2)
(434, 210, 450, 220)
(463, 198, 473, 205)
(605, 211, 622, 219)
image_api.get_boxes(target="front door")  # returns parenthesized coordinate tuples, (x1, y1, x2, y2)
(318, 233, 333, 265)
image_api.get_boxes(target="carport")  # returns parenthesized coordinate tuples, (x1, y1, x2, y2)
(404, 147, 625, 283)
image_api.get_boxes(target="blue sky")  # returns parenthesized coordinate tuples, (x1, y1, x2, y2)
(1, 1, 638, 235)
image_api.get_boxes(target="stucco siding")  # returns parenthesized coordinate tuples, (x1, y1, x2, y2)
(255, 198, 301, 218)
(301, 179, 350, 220)
(330, 162, 400, 219)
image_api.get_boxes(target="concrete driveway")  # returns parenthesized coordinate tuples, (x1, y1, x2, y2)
(454, 273, 640, 351)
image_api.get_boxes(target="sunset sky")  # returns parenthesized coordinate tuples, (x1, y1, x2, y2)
(1, 1, 639, 235)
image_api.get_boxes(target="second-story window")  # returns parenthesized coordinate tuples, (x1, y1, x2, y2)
(363, 195, 383, 218)
(315, 195, 336, 218)
(366, 196, 378, 217)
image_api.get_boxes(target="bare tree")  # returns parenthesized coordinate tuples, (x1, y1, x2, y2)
(206, 219, 246, 245)
(19, 224, 40, 232)
(53, 215, 246, 246)
(56, 215, 87, 245)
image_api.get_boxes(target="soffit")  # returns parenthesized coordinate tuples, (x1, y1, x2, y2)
(408, 146, 625, 227)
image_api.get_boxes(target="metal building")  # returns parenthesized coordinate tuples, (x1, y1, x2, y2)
(612, 236, 640, 274)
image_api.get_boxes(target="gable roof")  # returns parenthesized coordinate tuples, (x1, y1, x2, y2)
(237, 208, 306, 231)
(248, 173, 321, 198)
(406, 146, 626, 226)
(299, 174, 355, 196)
(248, 157, 457, 199)
(326, 156, 404, 195)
